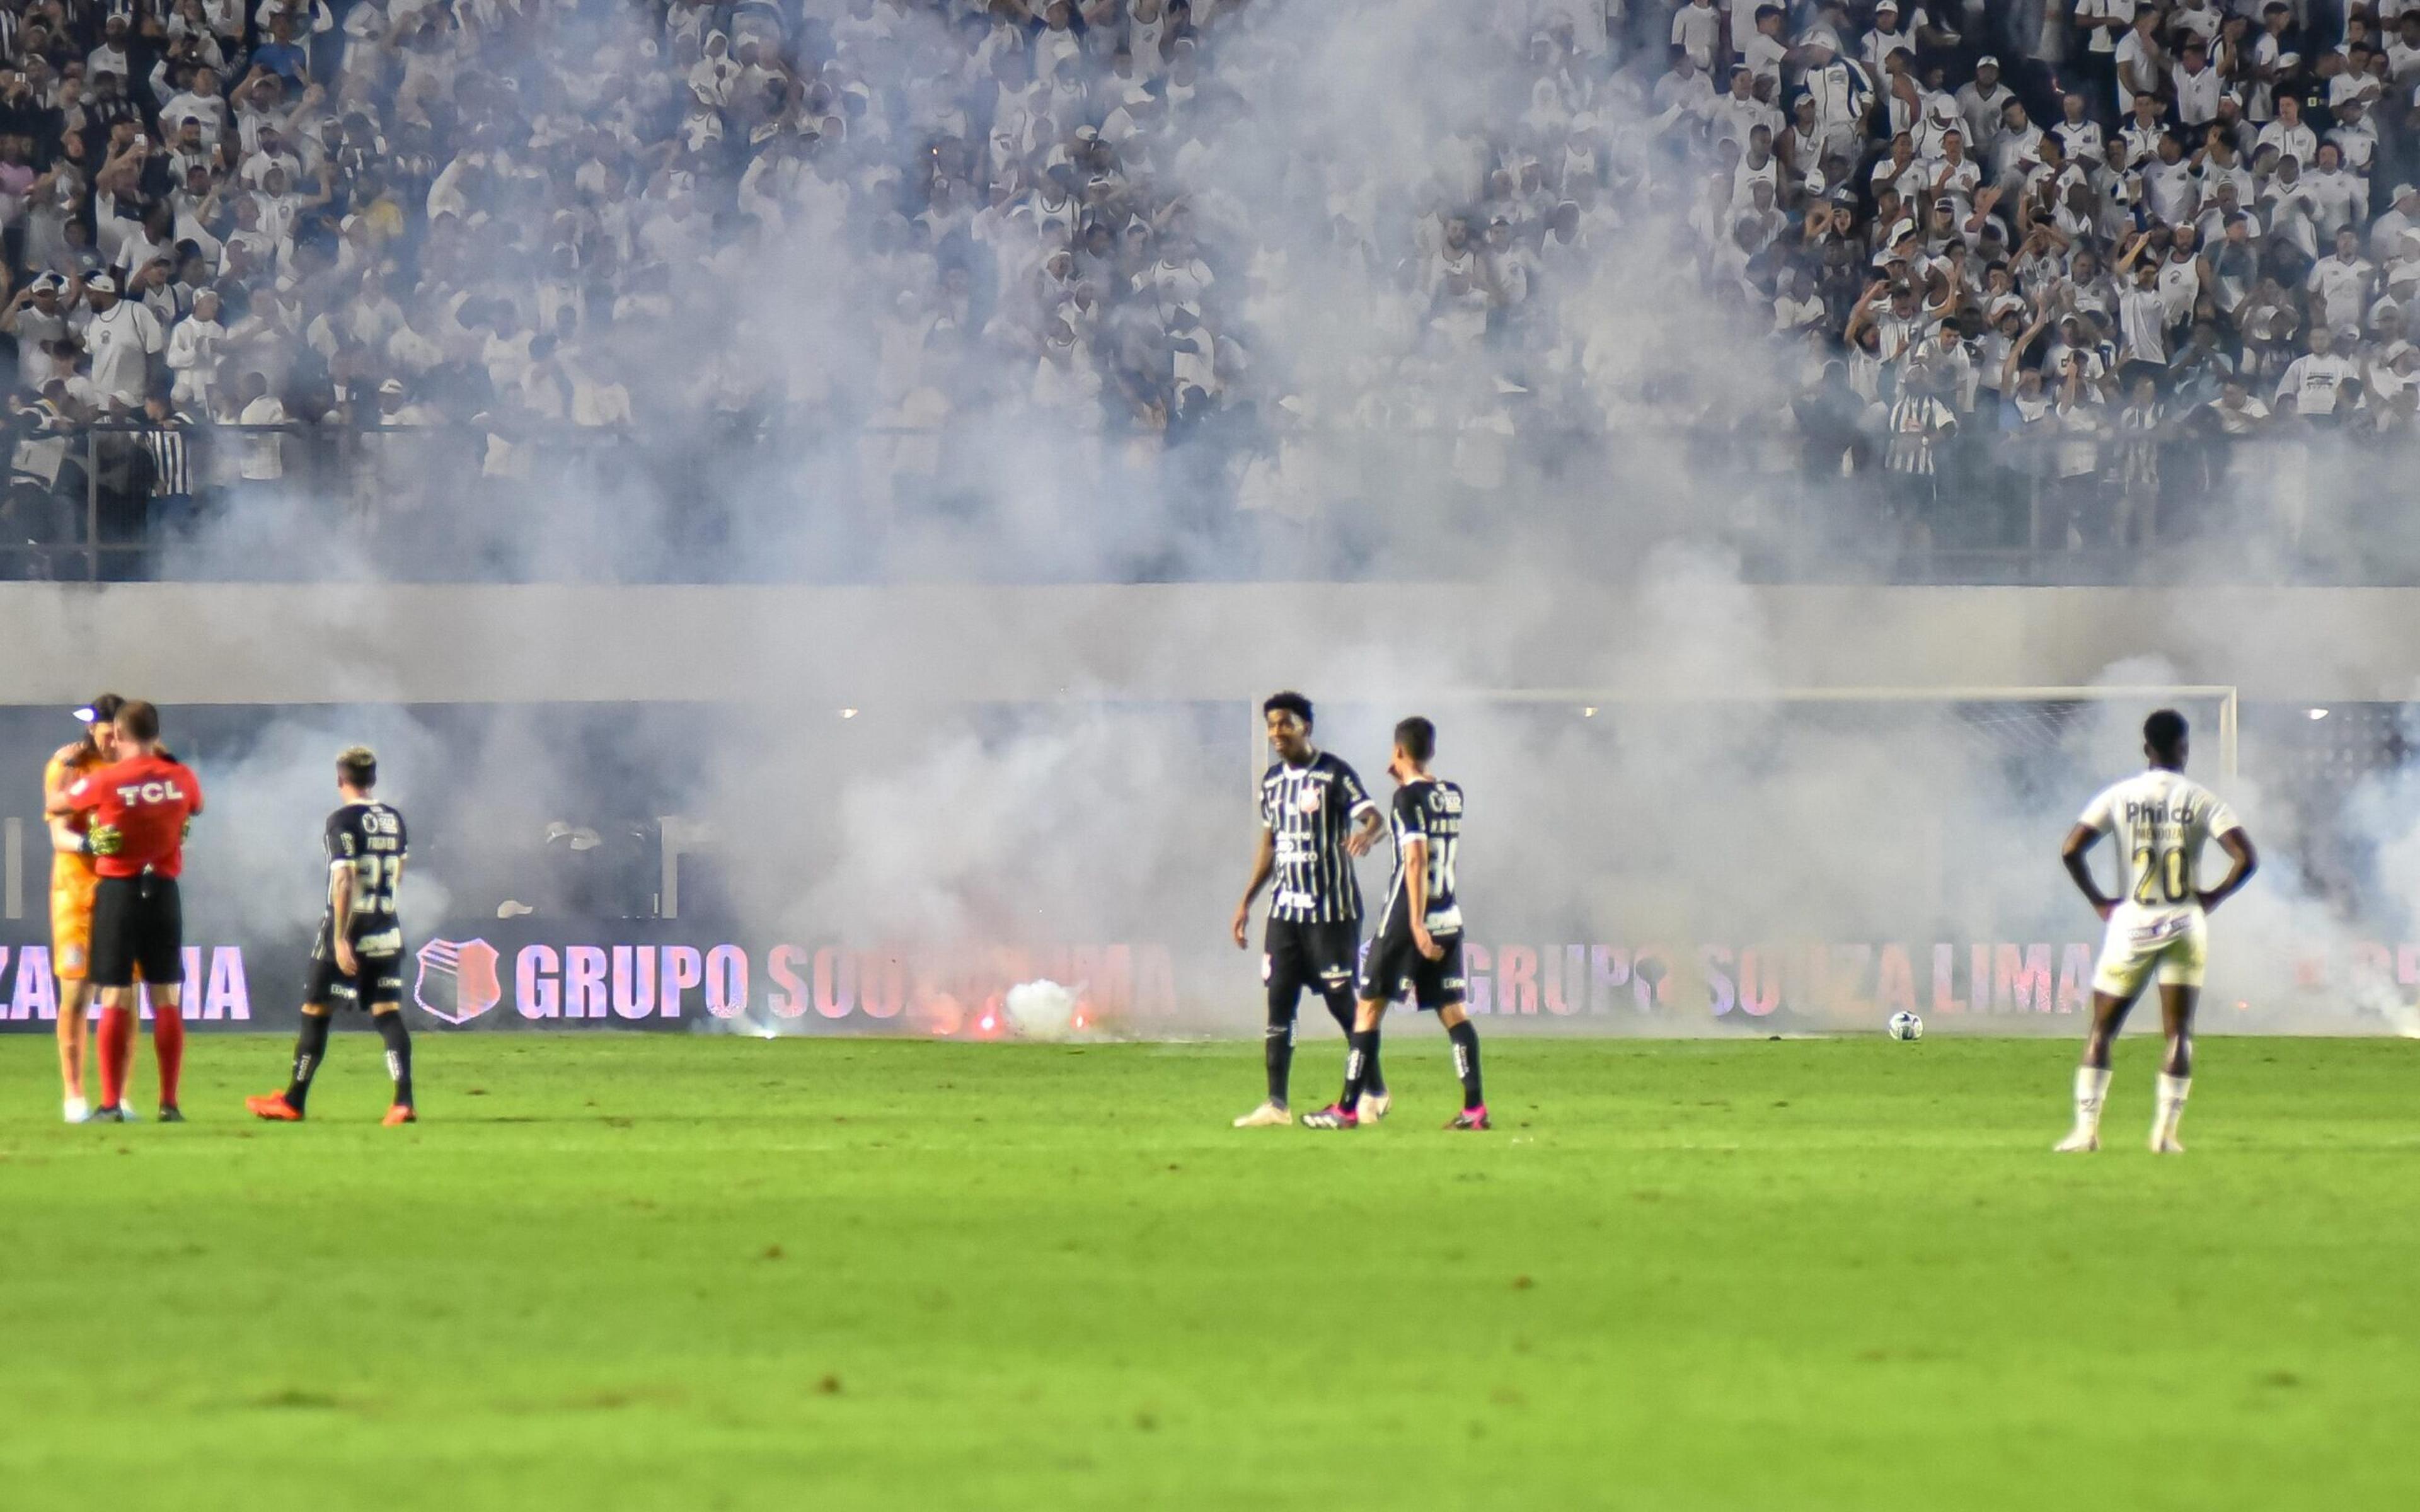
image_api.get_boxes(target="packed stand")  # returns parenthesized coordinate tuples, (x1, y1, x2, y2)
(1, 1, 2413, 580)
(0, 0, 1313, 576)
(1640, 0, 2420, 566)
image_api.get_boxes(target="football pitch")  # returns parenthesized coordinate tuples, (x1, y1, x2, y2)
(1, 1033, 2414, 1511)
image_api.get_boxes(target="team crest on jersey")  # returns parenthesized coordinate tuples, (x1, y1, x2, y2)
(1295, 789, 1323, 815)
(413, 938, 502, 1024)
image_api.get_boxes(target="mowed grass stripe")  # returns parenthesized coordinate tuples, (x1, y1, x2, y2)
(1, 1034, 2413, 1512)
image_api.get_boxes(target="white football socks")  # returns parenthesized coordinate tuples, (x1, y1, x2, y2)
(2153, 1074, 2191, 1148)
(2072, 1065, 2112, 1139)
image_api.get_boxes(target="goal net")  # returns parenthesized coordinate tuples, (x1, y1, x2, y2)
(1228, 685, 2242, 1034)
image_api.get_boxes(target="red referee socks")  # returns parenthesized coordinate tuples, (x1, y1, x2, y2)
(153, 999, 186, 1109)
(96, 1007, 134, 1110)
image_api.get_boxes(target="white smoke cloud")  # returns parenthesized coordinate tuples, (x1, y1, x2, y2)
(122, 0, 2420, 1038)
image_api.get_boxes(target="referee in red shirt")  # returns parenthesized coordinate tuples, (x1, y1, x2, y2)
(47, 701, 204, 1123)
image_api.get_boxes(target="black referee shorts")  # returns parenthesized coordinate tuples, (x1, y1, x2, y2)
(88, 874, 184, 989)
(1263, 917, 1361, 1004)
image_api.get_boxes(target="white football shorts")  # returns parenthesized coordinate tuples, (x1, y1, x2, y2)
(2092, 904, 2209, 999)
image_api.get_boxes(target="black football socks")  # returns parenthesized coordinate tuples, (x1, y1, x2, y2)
(1447, 1019, 1484, 1111)
(1338, 1027, 1381, 1111)
(1262, 999, 1295, 1107)
(376, 1011, 415, 1108)
(285, 1012, 332, 1112)
(1320, 987, 1382, 1096)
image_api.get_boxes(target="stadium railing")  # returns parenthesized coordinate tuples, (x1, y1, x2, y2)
(4, 418, 2411, 587)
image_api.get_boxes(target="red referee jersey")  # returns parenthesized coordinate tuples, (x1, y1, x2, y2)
(63, 753, 204, 879)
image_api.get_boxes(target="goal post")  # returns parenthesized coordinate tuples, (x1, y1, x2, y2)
(1226, 681, 2254, 1035)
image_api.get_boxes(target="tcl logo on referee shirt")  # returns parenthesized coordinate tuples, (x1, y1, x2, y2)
(113, 779, 190, 805)
(64, 753, 204, 878)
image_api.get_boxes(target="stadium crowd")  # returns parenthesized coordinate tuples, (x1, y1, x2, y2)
(0, 0, 2415, 578)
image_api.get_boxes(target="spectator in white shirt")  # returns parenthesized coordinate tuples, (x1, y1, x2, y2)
(2172, 37, 2228, 128)
(1652, 46, 1717, 129)
(1797, 36, 1872, 150)
(2256, 95, 2318, 175)
(2275, 324, 2362, 416)
(2143, 132, 2200, 226)
(2114, 239, 2170, 369)
(2158, 228, 2211, 325)
(2307, 227, 2377, 334)
(1956, 56, 2014, 159)
(2390, 14, 2420, 86)
(1732, 126, 1782, 207)
(2325, 98, 2378, 178)
(2262, 152, 2323, 263)
(2171, 0, 2223, 46)
(2052, 93, 2104, 165)
(2073, 0, 2129, 86)
(76, 271, 165, 411)
(1920, 129, 1980, 212)
(2248, 6, 2292, 122)
(2371, 183, 2420, 261)
(2115, 6, 2169, 115)
(1870, 132, 1925, 203)
(1712, 64, 1782, 149)
(1741, 6, 1790, 97)
(1669, 0, 1721, 73)
(160, 69, 230, 146)
(235, 370, 288, 481)
(1862, 1, 1917, 84)
(164, 289, 226, 406)
(2112, 84, 2167, 157)
(2303, 144, 2366, 240)
(1994, 99, 2045, 185)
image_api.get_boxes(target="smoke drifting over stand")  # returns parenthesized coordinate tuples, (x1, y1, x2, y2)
(93, 1, 2420, 1034)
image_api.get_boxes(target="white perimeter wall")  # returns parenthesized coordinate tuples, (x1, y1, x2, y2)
(1, 583, 2414, 704)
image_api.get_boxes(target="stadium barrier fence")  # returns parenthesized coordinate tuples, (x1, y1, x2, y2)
(6, 419, 2416, 587)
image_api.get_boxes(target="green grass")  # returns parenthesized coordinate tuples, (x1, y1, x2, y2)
(1, 1032, 2416, 1512)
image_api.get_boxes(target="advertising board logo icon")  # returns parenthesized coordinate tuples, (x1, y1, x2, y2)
(415, 938, 503, 1024)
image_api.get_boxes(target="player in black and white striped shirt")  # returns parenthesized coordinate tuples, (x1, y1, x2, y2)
(1306, 716, 1489, 1131)
(1229, 692, 1386, 1127)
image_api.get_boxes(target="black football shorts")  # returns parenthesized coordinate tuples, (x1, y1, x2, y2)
(88, 874, 182, 989)
(1356, 920, 1465, 1012)
(304, 948, 406, 1010)
(1264, 917, 1362, 1003)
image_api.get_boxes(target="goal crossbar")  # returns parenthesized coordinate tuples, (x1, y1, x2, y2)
(1247, 685, 2240, 783)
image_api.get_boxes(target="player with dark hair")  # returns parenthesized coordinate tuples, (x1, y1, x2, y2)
(1305, 716, 1488, 1130)
(47, 700, 202, 1123)
(2058, 709, 2258, 1154)
(248, 746, 417, 1125)
(42, 693, 125, 1121)
(1229, 690, 1386, 1126)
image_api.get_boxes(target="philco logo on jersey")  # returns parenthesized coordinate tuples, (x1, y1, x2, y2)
(113, 779, 189, 805)
(415, 938, 504, 1024)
